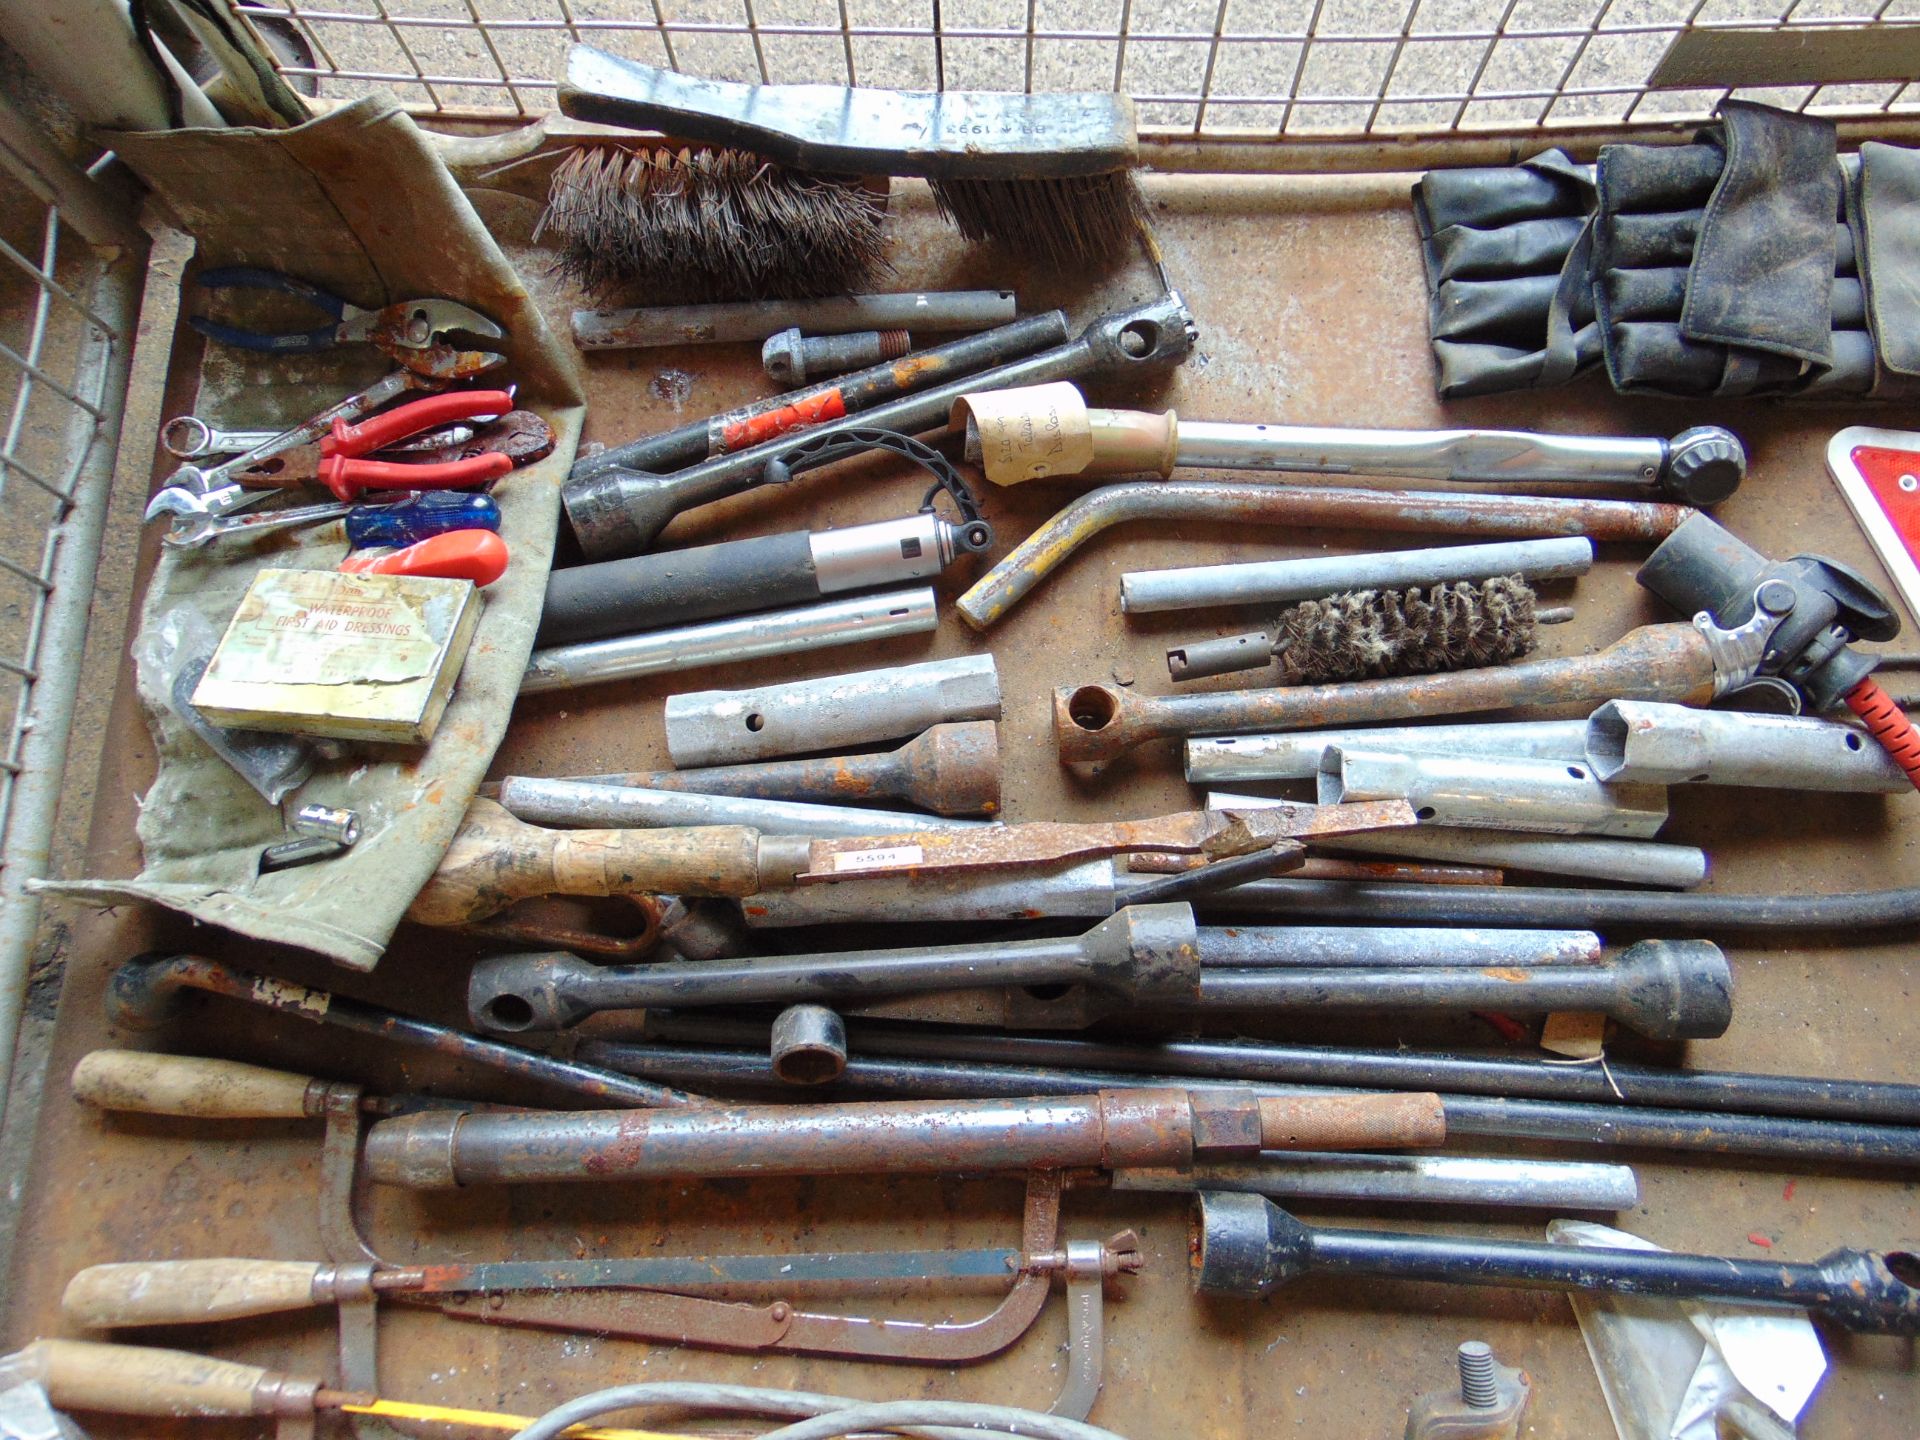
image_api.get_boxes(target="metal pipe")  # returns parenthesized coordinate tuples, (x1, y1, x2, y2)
(648, 1019, 1920, 1125)
(1190, 1193, 1920, 1333)
(1112, 1154, 1637, 1210)
(575, 310, 1069, 476)
(665, 654, 1002, 767)
(572, 291, 1019, 350)
(1121, 537, 1594, 614)
(1198, 876, 1920, 933)
(468, 905, 1202, 1032)
(362, 1087, 1450, 1189)
(1195, 926, 1599, 968)
(520, 587, 938, 695)
(571, 721, 1002, 817)
(564, 295, 1197, 559)
(494, 776, 985, 839)
(956, 481, 1689, 631)
(770, 1005, 848, 1085)
(1585, 699, 1908, 790)
(1319, 749, 1669, 838)
(1187, 723, 1590, 782)
(741, 859, 1124, 927)
(1189, 940, 1731, 1041)
(586, 1033, 1920, 1167)
(1054, 623, 1719, 768)
(1202, 792, 1705, 889)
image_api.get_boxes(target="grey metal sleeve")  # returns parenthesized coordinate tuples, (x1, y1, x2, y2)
(496, 776, 983, 838)
(1187, 721, 1590, 782)
(539, 529, 820, 646)
(572, 291, 1017, 349)
(1320, 747, 1670, 838)
(1113, 1154, 1638, 1211)
(1585, 699, 1907, 790)
(1122, 536, 1594, 613)
(1195, 925, 1600, 968)
(1171, 421, 1666, 484)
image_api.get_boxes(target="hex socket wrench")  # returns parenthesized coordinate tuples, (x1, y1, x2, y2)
(564, 294, 1198, 560)
(1319, 748, 1670, 838)
(1191, 1192, 1920, 1334)
(570, 721, 1002, 817)
(957, 383, 1746, 506)
(667, 654, 1002, 767)
(363, 1086, 1449, 1189)
(1586, 699, 1908, 790)
(539, 511, 993, 646)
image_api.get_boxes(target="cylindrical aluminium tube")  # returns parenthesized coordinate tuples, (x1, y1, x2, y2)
(494, 776, 986, 839)
(577, 311, 1068, 476)
(957, 481, 1689, 631)
(572, 721, 1002, 818)
(468, 904, 1202, 1032)
(1187, 722, 1590, 782)
(1586, 699, 1907, 790)
(1112, 1155, 1638, 1210)
(665, 1017, 1920, 1125)
(564, 294, 1198, 559)
(362, 1087, 1450, 1189)
(588, 1034, 1920, 1167)
(521, 587, 938, 696)
(1203, 791, 1706, 890)
(571, 291, 1019, 350)
(1121, 537, 1594, 614)
(540, 513, 991, 645)
(1055, 623, 1720, 767)
(1192, 939, 1731, 1041)
(1197, 926, 1600, 968)
(665, 654, 1002, 768)
(1319, 748, 1670, 838)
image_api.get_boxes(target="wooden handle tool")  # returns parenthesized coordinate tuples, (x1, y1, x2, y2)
(63, 1260, 334, 1328)
(21, 1337, 324, 1418)
(71, 1051, 328, 1119)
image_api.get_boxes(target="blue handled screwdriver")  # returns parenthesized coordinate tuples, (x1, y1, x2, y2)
(345, 489, 501, 549)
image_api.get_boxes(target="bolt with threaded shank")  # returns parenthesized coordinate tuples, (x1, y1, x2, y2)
(1457, 1341, 1499, 1408)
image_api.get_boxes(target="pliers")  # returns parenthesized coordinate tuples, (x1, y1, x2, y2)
(190, 267, 507, 379)
(315, 389, 519, 500)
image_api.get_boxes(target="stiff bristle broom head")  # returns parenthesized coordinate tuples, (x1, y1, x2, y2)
(536, 145, 890, 300)
(930, 170, 1147, 269)
(1270, 576, 1541, 686)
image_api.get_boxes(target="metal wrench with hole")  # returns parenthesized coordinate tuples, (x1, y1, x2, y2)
(162, 414, 476, 461)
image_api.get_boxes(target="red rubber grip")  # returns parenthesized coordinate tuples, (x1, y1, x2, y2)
(324, 389, 513, 457)
(341, 529, 510, 586)
(319, 451, 512, 501)
(1843, 677, 1920, 792)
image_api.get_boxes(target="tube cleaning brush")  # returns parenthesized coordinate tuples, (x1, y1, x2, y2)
(1168, 576, 1571, 684)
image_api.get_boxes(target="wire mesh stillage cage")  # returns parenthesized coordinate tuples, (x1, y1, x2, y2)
(237, 0, 1920, 139)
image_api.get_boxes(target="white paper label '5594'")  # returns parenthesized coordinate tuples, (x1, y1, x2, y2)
(830, 844, 926, 873)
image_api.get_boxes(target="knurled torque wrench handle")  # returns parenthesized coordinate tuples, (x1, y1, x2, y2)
(1055, 622, 1719, 767)
(1191, 1192, 1920, 1334)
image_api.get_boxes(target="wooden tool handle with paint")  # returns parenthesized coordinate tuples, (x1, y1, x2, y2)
(63, 1260, 337, 1328)
(70, 1051, 326, 1119)
(20, 1338, 322, 1418)
(407, 798, 794, 925)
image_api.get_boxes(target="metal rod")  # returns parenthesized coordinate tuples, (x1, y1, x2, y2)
(1112, 1154, 1638, 1210)
(494, 776, 985, 838)
(1202, 792, 1704, 889)
(1187, 722, 1590, 781)
(574, 311, 1067, 477)
(1121, 537, 1594, 614)
(1195, 925, 1599, 967)
(956, 480, 1688, 631)
(520, 587, 938, 694)
(1320, 748, 1669, 838)
(574, 292, 1018, 350)
(1585, 699, 1908, 790)
(104, 955, 705, 1109)
(563, 294, 1197, 559)
(585, 1035, 1920, 1167)
(664, 654, 1001, 767)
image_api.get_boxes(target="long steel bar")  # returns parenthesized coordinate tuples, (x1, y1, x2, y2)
(494, 777, 984, 838)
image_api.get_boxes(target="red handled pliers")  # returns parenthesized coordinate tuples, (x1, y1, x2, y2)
(319, 390, 517, 501)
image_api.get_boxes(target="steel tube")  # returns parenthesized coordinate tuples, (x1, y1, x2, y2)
(564, 295, 1197, 559)
(1203, 792, 1704, 889)
(469, 905, 1201, 1032)
(571, 291, 1019, 350)
(1319, 749, 1669, 838)
(1195, 925, 1600, 968)
(742, 858, 1123, 926)
(1113, 1154, 1638, 1210)
(1585, 699, 1908, 790)
(494, 776, 984, 839)
(587, 1035, 1920, 1167)
(956, 481, 1688, 631)
(1187, 723, 1590, 782)
(665, 654, 1001, 767)
(1122, 537, 1594, 614)
(521, 588, 937, 695)
(1189, 939, 1731, 1041)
